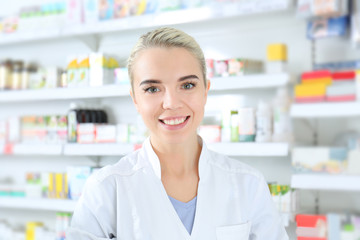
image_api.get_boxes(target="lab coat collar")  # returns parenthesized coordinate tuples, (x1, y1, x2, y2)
(142, 136, 208, 181)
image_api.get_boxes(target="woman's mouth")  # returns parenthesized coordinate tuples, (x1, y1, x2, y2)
(159, 116, 190, 129)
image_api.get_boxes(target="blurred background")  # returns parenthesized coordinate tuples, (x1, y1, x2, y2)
(1, 0, 360, 239)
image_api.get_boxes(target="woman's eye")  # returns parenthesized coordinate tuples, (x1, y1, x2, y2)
(182, 83, 195, 89)
(145, 87, 160, 93)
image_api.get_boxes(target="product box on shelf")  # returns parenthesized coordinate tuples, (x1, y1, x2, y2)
(65, 0, 83, 25)
(67, 56, 79, 88)
(25, 173, 42, 198)
(116, 123, 130, 143)
(77, 123, 96, 143)
(99, 0, 114, 20)
(45, 67, 61, 89)
(307, 16, 348, 39)
(67, 166, 92, 200)
(96, 124, 117, 143)
(206, 59, 214, 79)
(292, 147, 348, 174)
(48, 172, 68, 199)
(114, 67, 130, 85)
(198, 125, 221, 143)
(77, 55, 90, 87)
(84, 0, 99, 23)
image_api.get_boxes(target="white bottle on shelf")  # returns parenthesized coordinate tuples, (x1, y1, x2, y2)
(272, 88, 292, 143)
(255, 100, 272, 142)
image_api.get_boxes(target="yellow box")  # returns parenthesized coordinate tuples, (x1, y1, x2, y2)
(302, 77, 332, 85)
(48, 173, 55, 198)
(295, 83, 327, 97)
(55, 173, 63, 199)
(267, 44, 287, 61)
(26, 222, 43, 240)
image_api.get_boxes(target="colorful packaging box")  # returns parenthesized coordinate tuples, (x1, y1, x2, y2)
(267, 44, 287, 61)
(67, 166, 92, 200)
(77, 55, 90, 87)
(206, 59, 214, 79)
(214, 60, 229, 77)
(96, 124, 117, 143)
(198, 125, 221, 143)
(77, 123, 96, 143)
(99, 0, 114, 20)
(292, 147, 347, 174)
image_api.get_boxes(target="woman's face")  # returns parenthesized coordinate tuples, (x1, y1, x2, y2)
(131, 47, 210, 145)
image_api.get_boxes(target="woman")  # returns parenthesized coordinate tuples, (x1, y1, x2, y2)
(67, 27, 288, 239)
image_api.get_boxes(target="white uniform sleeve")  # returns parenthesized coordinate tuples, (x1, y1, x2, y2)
(249, 176, 289, 240)
(66, 175, 117, 240)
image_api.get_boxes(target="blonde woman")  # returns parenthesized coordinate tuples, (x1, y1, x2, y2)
(67, 27, 288, 240)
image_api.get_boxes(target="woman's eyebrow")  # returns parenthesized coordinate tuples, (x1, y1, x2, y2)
(178, 75, 199, 82)
(139, 79, 162, 86)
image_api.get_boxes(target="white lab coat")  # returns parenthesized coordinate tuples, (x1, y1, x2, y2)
(67, 137, 289, 240)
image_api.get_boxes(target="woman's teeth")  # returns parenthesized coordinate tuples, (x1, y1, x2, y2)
(163, 117, 187, 125)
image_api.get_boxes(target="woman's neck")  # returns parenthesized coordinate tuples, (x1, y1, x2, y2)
(150, 135, 201, 177)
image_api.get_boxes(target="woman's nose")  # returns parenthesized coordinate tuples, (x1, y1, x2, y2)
(162, 89, 183, 110)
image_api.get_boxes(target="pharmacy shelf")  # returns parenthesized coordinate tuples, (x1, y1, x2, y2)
(0, 197, 77, 212)
(291, 174, 360, 192)
(0, 84, 130, 103)
(207, 142, 289, 157)
(290, 102, 360, 118)
(210, 73, 291, 91)
(13, 144, 63, 155)
(1, 73, 291, 103)
(0, 144, 63, 156)
(63, 143, 135, 156)
(0, 1, 292, 46)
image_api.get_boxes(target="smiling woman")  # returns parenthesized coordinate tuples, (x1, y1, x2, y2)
(66, 27, 289, 240)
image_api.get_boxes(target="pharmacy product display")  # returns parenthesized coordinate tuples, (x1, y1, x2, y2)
(268, 183, 297, 216)
(199, 88, 292, 144)
(0, 166, 94, 201)
(0, 60, 64, 91)
(0, 212, 71, 240)
(296, 213, 360, 240)
(0, 54, 127, 92)
(206, 58, 264, 78)
(295, 70, 359, 103)
(266, 43, 288, 74)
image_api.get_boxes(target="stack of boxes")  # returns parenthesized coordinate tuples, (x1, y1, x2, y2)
(295, 70, 332, 103)
(295, 70, 358, 103)
(326, 71, 357, 102)
(296, 214, 360, 240)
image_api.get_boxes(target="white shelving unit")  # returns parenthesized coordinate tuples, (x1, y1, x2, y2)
(11, 144, 63, 156)
(0, 0, 292, 46)
(63, 143, 134, 156)
(1, 142, 288, 157)
(0, 197, 77, 212)
(207, 142, 289, 157)
(0, 84, 130, 103)
(290, 102, 360, 118)
(291, 174, 360, 192)
(0, 73, 291, 103)
(210, 73, 291, 91)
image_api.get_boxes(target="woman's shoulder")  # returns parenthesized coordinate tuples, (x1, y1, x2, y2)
(90, 149, 147, 183)
(206, 149, 264, 180)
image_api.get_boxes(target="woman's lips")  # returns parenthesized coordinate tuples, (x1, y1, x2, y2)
(159, 116, 190, 130)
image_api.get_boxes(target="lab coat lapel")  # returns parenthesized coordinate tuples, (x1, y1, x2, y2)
(143, 138, 192, 239)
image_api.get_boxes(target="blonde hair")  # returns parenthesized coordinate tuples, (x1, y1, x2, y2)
(127, 27, 207, 90)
